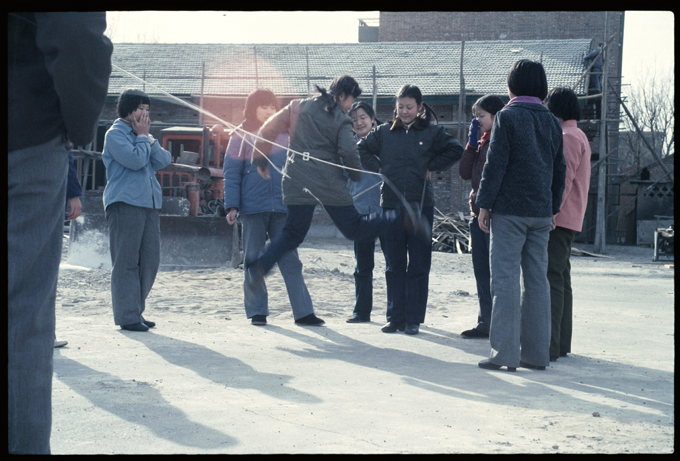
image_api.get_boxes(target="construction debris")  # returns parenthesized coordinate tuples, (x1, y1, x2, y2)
(571, 247, 613, 258)
(432, 208, 470, 254)
(431, 209, 618, 260)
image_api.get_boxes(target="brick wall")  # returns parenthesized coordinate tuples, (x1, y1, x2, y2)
(379, 11, 622, 43)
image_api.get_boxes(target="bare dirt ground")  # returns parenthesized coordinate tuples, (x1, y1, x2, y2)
(51, 235, 674, 454)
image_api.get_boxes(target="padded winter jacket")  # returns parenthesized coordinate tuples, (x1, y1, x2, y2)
(358, 116, 463, 209)
(222, 119, 289, 215)
(8, 12, 112, 152)
(475, 101, 566, 217)
(102, 119, 172, 210)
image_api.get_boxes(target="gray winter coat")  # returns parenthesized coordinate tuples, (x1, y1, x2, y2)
(252, 97, 361, 206)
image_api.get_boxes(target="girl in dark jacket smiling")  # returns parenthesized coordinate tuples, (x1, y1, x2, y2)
(358, 84, 463, 335)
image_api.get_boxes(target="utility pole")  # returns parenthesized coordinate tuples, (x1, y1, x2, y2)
(593, 14, 609, 254)
(456, 41, 465, 144)
(372, 65, 377, 114)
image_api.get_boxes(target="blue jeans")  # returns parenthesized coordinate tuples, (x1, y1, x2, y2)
(469, 216, 492, 333)
(240, 212, 314, 320)
(8, 135, 69, 453)
(488, 213, 552, 368)
(252, 204, 393, 276)
(382, 206, 434, 325)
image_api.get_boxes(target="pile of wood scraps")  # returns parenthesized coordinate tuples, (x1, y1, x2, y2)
(432, 208, 470, 254)
(570, 247, 613, 258)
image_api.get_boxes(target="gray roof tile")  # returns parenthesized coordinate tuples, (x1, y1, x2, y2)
(110, 40, 592, 98)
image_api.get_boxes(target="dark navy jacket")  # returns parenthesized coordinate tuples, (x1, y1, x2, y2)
(358, 116, 463, 209)
(67, 150, 82, 200)
(476, 102, 566, 217)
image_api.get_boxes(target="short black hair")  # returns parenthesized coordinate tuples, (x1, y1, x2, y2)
(349, 100, 376, 119)
(116, 89, 151, 118)
(244, 88, 279, 122)
(545, 87, 581, 121)
(472, 95, 505, 117)
(506, 59, 549, 100)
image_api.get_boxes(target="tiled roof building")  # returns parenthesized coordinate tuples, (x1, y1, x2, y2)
(109, 40, 592, 101)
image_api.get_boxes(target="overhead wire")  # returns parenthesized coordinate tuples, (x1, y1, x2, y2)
(112, 64, 425, 227)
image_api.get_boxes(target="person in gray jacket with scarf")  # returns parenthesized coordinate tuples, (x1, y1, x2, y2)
(476, 60, 566, 372)
(358, 84, 463, 335)
(248, 75, 397, 325)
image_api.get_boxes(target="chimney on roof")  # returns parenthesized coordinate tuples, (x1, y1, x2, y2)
(358, 18, 379, 43)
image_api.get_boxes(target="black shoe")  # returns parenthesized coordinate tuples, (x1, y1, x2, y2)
(550, 356, 559, 362)
(381, 321, 406, 333)
(54, 339, 68, 348)
(295, 314, 325, 326)
(404, 322, 420, 335)
(478, 359, 516, 372)
(141, 317, 155, 328)
(251, 315, 267, 325)
(244, 262, 265, 300)
(519, 361, 546, 370)
(461, 328, 489, 339)
(121, 322, 149, 332)
(346, 314, 370, 323)
(560, 352, 569, 358)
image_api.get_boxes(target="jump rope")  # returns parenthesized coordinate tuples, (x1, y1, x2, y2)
(113, 64, 428, 229)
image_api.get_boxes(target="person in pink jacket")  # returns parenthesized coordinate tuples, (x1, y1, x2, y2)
(545, 87, 592, 361)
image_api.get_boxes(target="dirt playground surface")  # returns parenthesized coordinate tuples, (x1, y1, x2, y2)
(51, 235, 674, 454)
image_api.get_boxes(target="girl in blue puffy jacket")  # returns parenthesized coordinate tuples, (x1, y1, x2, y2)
(223, 89, 315, 326)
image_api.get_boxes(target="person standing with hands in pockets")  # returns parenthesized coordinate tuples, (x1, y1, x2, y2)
(459, 95, 505, 339)
(476, 60, 566, 372)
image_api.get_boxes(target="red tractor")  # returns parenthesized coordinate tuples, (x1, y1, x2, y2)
(68, 124, 241, 270)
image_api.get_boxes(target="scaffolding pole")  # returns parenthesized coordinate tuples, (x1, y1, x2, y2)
(593, 13, 609, 254)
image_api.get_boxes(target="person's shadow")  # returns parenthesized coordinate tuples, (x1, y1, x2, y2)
(53, 351, 234, 449)
(124, 330, 322, 405)
(267, 325, 674, 425)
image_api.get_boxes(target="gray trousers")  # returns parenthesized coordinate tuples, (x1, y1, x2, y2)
(105, 202, 161, 325)
(240, 212, 313, 320)
(8, 135, 69, 453)
(488, 213, 552, 368)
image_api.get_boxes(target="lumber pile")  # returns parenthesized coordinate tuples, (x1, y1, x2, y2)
(432, 208, 470, 254)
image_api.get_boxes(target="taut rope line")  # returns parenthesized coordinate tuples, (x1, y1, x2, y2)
(111, 64, 424, 226)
